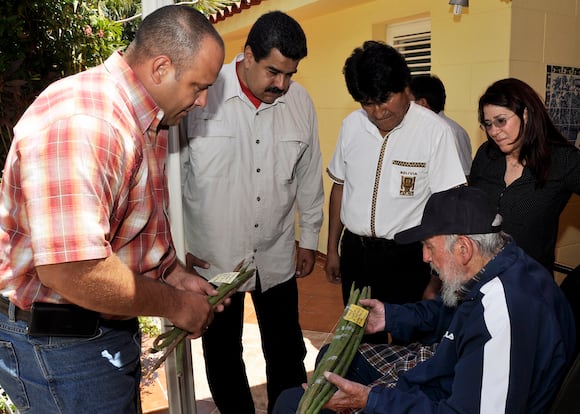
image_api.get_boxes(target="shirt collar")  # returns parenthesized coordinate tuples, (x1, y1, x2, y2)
(104, 51, 163, 135)
(223, 54, 286, 108)
(456, 238, 509, 301)
(456, 265, 486, 301)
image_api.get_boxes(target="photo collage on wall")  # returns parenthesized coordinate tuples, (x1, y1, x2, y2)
(545, 65, 580, 148)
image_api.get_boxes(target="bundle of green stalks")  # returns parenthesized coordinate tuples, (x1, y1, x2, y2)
(145, 263, 256, 377)
(297, 283, 371, 414)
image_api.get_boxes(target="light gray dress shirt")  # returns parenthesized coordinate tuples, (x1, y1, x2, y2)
(181, 55, 324, 292)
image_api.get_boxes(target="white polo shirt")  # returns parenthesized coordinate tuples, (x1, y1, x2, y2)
(327, 102, 466, 239)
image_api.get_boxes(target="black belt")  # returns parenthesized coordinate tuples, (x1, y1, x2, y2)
(99, 317, 139, 331)
(0, 296, 138, 333)
(345, 229, 397, 248)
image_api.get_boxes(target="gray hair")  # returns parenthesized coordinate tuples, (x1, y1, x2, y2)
(444, 231, 509, 258)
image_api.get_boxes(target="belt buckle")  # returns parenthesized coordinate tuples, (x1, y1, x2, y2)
(359, 235, 370, 248)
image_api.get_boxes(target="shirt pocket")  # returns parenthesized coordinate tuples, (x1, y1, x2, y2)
(275, 134, 310, 183)
(389, 159, 428, 198)
(187, 113, 235, 178)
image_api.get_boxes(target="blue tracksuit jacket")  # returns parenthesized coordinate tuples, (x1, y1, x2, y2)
(365, 240, 576, 413)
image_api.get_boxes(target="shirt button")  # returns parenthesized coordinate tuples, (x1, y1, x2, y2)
(254, 224, 259, 228)
(256, 139, 260, 144)
(256, 168, 261, 173)
(257, 196, 261, 202)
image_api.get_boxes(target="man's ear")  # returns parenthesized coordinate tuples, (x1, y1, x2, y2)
(151, 55, 172, 85)
(457, 235, 474, 265)
(243, 46, 255, 67)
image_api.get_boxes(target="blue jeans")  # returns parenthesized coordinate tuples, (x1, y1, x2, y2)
(0, 310, 141, 413)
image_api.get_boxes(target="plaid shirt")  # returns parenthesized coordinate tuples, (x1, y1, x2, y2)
(332, 343, 438, 414)
(0, 52, 176, 309)
(359, 342, 438, 389)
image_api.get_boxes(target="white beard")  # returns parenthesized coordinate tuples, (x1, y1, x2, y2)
(441, 276, 464, 307)
(431, 259, 465, 307)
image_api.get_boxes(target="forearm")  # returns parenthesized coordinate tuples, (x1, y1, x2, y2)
(386, 300, 443, 343)
(327, 183, 344, 254)
(36, 254, 186, 320)
(364, 386, 435, 414)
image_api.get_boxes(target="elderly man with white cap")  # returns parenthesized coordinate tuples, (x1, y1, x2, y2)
(274, 186, 576, 414)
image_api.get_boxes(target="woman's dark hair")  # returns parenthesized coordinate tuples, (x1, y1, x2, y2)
(478, 78, 574, 186)
(343, 40, 411, 104)
(245, 11, 307, 61)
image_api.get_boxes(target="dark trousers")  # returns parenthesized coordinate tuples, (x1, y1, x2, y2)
(202, 275, 307, 414)
(340, 229, 431, 305)
(340, 230, 430, 343)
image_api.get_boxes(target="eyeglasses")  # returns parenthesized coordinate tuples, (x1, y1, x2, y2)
(480, 113, 516, 131)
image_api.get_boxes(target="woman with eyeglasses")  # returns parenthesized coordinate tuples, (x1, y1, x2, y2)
(469, 77, 580, 275)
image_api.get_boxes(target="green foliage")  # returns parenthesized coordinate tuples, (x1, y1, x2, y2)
(193, 0, 238, 16)
(0, 0, 237, 170)
(0, 0, 129, 167)
(0, 0, 127, 79)
(139, 316, 162, 338)
(0, 387, 15, 413)
(101, 0, 142, 42)
(0, 58, 39, 163)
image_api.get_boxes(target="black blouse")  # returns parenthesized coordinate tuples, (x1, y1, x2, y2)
(469, 141, 580, 272)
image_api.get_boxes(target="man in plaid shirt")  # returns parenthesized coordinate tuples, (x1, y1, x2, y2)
(0, 5, 224, 413)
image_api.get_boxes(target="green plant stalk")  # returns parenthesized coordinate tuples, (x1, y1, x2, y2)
(309, 307, 369, 413)
(147, 329, 189, 375)
(336, 287, 369, 379)
(299, 285, 370, 414)
(308, 308, 369, 414)
(145, 266, 256, 378)
(298, 306, 356, 413)
(298, 285, 362, 413)
(208, 267, 255, 305)
(298, 291, 358, 413)
(314, 285, 360, 369)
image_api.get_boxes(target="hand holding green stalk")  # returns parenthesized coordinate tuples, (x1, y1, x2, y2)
(145, 262, 256, 378)
(297, 283, 371, 414)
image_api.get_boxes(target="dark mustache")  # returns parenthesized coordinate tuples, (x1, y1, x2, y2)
(265, 87, 284, 94)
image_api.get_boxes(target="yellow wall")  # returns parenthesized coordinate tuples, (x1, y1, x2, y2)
(213, 0, 580, 268)
(509, 0, 580, 270)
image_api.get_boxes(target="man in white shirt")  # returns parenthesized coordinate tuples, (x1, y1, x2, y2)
(410, 74, 473, 176)
(182, 11, 324, 414)
(326, 42, 466, 329)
